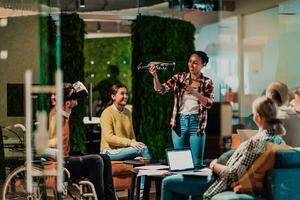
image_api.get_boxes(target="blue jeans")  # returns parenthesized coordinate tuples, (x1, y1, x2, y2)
(172, 114, 206, 167)
(104, 146, 152, 161)
(104, 146, 151, 196)
(161, 175, 214, 200)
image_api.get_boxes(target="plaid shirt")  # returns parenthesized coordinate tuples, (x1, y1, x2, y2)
(203, 129, 285, 199)
(157, 72, 214, 134)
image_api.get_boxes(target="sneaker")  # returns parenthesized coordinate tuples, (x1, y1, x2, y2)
(134, 157, 150, 164)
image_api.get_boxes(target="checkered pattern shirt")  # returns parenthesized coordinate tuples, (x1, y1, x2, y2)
(203, 129, 285, 199)
(157, 72, 214, 134)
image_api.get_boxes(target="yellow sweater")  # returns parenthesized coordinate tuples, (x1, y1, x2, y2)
(100, 106, 136, 151)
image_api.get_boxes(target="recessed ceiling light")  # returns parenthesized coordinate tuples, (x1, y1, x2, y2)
(0, 18, 8, 27)
(79, 0, 85, 8)
(0, 50, 8, 60)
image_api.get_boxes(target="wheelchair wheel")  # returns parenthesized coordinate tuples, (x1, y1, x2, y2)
(2, 165, 48, 200)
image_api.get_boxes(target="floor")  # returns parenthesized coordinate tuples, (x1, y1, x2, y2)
(117, 188, 156, 200)
(0, 179, 157, 200)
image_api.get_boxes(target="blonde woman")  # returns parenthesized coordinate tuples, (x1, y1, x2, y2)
(161, 96, 285, 200)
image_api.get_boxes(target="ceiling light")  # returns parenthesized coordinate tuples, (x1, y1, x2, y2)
(0, 50, 8, 60)
(79, 0, 85, 8)
(0, 18, 8, 27)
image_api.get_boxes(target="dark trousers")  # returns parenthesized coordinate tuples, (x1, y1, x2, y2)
(65, 154, 116, 200)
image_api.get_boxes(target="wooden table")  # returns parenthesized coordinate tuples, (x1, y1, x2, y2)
(129, 167, 168, 200)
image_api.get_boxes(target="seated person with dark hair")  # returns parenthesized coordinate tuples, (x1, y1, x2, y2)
(48, 82, 116, 200)
(100, 83, 151, 161)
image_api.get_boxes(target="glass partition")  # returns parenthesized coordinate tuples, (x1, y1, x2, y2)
(2, 0, 300, 180)
(0, 0, 62, 180)
(195, 0, 300, 129)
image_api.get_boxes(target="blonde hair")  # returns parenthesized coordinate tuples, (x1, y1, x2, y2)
(252, 96, 286, 136)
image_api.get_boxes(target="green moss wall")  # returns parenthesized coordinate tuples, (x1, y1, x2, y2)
(84, 37, 132, 103)
(131, 15, 195, 160)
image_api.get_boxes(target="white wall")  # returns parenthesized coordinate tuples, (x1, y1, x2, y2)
(277, 27, 300, 88)
(195, 1, 300, 117)
(195, 16, 238, 102)
(0, 16, 39, 127)
(242, 5, 300, 115)
(195, 23, 220, 101)
(243, 7, 280, 96)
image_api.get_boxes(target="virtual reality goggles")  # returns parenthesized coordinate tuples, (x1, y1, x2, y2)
(65, 81, 88, 101)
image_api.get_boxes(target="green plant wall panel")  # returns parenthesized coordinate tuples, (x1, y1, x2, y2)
(47, 13, 86, 153)
(84, 37, 132, 103)
(131, 15, 195, 160)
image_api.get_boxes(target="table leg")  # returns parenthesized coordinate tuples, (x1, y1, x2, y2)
(155, 177, 162, 200)
(129, 172, 137, 200)
(136, 176, 141, 200)
(143, 176, 151, 200)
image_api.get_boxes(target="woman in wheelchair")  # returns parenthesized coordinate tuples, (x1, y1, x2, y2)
(48, 82, 116, 200)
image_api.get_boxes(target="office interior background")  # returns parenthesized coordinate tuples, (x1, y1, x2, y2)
(1, 0, 300, 171)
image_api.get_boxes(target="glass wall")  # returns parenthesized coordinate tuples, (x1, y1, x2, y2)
(0, 0, 61, 178)
(195, 0, 300, 127)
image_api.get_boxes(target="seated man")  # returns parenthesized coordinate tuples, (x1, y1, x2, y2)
(48, 82, 116, 200)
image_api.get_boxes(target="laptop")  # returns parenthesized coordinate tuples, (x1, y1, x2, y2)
(165, 148, 212, 177)
(236, 129, 258, 143)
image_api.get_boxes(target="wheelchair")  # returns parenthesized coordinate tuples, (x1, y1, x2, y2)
(1, 124, 98, 200)
(2, 161, 98, 200)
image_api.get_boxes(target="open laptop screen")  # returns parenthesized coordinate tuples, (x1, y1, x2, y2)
(166, 148, 194, 172)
